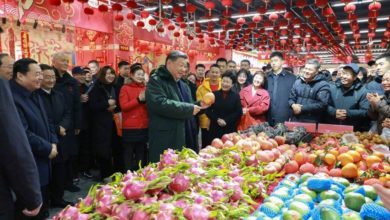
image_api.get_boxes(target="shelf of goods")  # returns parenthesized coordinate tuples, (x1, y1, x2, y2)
(53, 123, 390, 220)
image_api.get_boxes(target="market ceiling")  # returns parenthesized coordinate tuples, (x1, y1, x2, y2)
(60, 0, 390, 63)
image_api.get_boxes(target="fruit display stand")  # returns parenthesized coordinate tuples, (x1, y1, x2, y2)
(53, 123, 390, 220)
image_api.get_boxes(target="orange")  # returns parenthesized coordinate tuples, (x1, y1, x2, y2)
(294, 151, 307, 166)
(347, 150, 361, 163)
(379, 176, 390, 186)
(307, 154, 317, 164)
(329, 149, 339, 157)
(337, 153, 354, 166)
(341, 163, 358, 178)
(366, 155, 382, 168)
(324, 154, 336, 166)
(355, 147, 367, 155)
(373, 152, 385, 160)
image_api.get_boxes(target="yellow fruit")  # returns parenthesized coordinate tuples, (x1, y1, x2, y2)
(324, 154, 336, 165)
(342, 163, 358, 178)
(366, 155, 382, 168)
(337, 153, 354, 166)
(347, 150, 361, 163)
(329, 149, 339, 157)
(373, 152, 385, 160)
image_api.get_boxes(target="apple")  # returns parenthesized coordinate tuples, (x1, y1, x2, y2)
(256, 151, 269, 163)
(344, 184, 360, 194)
(263, 164, 278, 175)
(320, 207, 341, 220)
(293, 194, 313, 203)
(232, 135, 241, 144)
(300, 186, 317, 199)
(301, 173, 314, 183)
(202, 92, 215, 105)
(362, 185, 378, 201)
(344, 192, 366, 212)
(221, 134, 231, 143)
(282, 210, 302, 220)
(289, 201, 310, 216)
(319, 190, 341, 201)
(299, 163, 315, 174)
(272, 189, 290, 199)
(274, 135, 286, 145)
(342, 211, 362, 220)
(211, 138, 223, 148)
(284, 161, 299, 174)
(319, 199, 338, 207)
(329, 168, 342, 177)
(261, 202, 280, 217)
(333, 177, 350, 188)
(281, 180, 297, 189)
(264, 196, 285, 209)
(223, 140, 234, 148)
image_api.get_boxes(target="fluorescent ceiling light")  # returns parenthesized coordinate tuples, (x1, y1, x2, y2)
(332, 0, 381, 7)
(187, 18, 219, 24)
(345, 28, 386, 35)
(340, 16, 388, 24)
(144, 3, 185, 11)
(231, 10, 285, 19)
(349, 39, 381, 44)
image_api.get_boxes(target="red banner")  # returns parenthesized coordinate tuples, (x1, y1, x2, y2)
(8, 28, 15, 59)
(21, 31, 31, 58)
(115, 55, 121, 73)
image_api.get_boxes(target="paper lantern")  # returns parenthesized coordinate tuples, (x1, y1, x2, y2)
(368, 32, 375, 39)
(302, 7, 313, 18)
(257, 6, 267, 14)
(322, 6, 333, 17)
(293, 38, 300, 44)
(296, 0, 307, 9)
(140, 10, 150, 19)
(221, 0, 233, 12)
(172, 6, 182, 14)
(220, 19, 229, 26)
(112, 3, 122, 12)
(48, 0, 61, 6)
(179, 23, 187, 29)
(162, 18, 170, 25)
(176, 16, 184, 23)
(284, 11, 293, 21)
(344, 3, 356, 14)
(98, 5, 108, 13)
(369, 2, 381, 11)
(237, 17, 246, 26)
(252, 15, 262, 23)
(149, 19, 157, 26)
(157, 27, 164, 33)
(137, 21, 145, 28)
(187, 4, 196, 13)
(327, 16, 336, 24)
(269, 13, 278, 22)
(315, 0, 328, 8)
(167, 24, 175, 31)
(126, 1, 138, 8)
(115, 14, 124, 22)
(204, 1, 215, 16)
(84, 7, 94, 15)
(127, 12, 135, 20)
(241, 0, 252, 10)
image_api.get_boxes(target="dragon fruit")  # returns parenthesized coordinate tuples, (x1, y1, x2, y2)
(111, 203, 132, 220)
(183, 204, 211, 220)
(169, 173, 191, 193)
(131, 209, 150, 220)
(122, 180, 146, 200)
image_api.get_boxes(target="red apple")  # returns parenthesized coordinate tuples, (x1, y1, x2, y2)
(221, 134, 231, 143)
(284, 160, 299, 174)
(211, 138, 223, 148)
(274, 136, 286, 145)
(202, 92, 215, 105)
(223, 140, 234, 148)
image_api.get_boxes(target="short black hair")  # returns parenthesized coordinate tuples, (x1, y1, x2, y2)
(12, 58, 38, 79)
(216, 57, 227, 64)
(88, 60, 99, 66)
(130, 63, 143, 74)
(240, 59, 250, 65)
(209, 64, 220, 70)
(376, 53, 390, 62)
(332, 71, 337, 76)
(228, 60, 236, 65)
(367, 60, 376, 66)
(195, 63, 205, 69)
(97, 65, 116, 85)
(221, 70, 236, 84)
(270, 51, 284, 60)
(39, 64, 53, 72)
(165, 50, 188, 65)
(118, 61, 130, 69)
(0, 53, 9, 66)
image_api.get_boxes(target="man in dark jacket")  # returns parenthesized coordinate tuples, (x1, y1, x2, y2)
(146, 51, 203, 162)
(10, 58, 58, 219)
(37, 64, 73, 208)
(366, 53, 390, 95)
(52, 52, 81, 192)
(0, 53, 14, 80)
(327, 63, 370, 131)
(266, 52, 297, 126)
(0, 77, 42, 220)
(289, 59, 330, 123)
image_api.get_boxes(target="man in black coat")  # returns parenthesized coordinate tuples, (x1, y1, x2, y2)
(52, 52, 81, 192)
(0, 77, 42, 220)
(37, 64, 74, 208)
(266, 52, 297, 126)
(366, 53, 390, 95)
(288, 59, 330, 123)
(10, 58, 58, 219)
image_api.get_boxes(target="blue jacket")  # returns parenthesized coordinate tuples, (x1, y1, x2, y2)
(289, 73, 330, 123)
(366, 75, 384, 95)
(10, 80, 58, 186)
(266, 69, 297, 126)
(327, 80, 370, 131)
(0, 79, 41, 216)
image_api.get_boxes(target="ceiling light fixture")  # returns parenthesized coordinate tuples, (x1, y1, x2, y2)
(231, 10, 285, 19)
(345, 28, 386, 35)
(144, 3, 185, 11)
(332, 0, 381, 7)
(187, 18, 219, 24)
(340, 16, 388, 24)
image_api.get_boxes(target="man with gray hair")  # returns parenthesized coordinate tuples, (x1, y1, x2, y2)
(288, 59, 330, 123)
(146, 51, 205, 162)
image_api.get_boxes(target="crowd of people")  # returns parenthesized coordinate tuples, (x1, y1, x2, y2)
(1, 50, 390, 219)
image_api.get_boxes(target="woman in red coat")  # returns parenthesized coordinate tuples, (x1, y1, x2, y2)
(239, 72, 270, 123)
(119, 64, 148, 171)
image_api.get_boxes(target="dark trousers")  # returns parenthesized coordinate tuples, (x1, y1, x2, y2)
(122, 140, 147, 171)
(15, 186, 49, 220)
(65, 157, 77, 186)
(201, 128, 211, 148)
(97, 157, 113, 180)
(112, 136, 124, 174)
(50, 162, 65, 202)
(0, 206, 14, 220)
(78, 130, 93, 172)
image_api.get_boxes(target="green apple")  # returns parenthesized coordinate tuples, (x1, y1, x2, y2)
(272, 189, 289, 199)
(332, 177, 350, 187)
(365, 197, 373, 203)
(376, 199, 384, 207)
(362, 185, 378, 201)
(262, 202, 281, 215)
(282, 210, 302, 220)
(300, 186, 317, 199)
(319, 190, 341, 201)
(344, 184, 360, 194)
(320, 207, 341, 220)
(293, 194, 313, 203)
(330, 184, 341, 192)
(301, 173, 314, 183)
(285, 174, 301, 184)
(281, 180, 297, 189)
(342, 211, 362, 220)
(289, 201, 310, 216)
(319, 199, 338, 207)
(264, 196, 285, 209)
(344, 192, 366, 212)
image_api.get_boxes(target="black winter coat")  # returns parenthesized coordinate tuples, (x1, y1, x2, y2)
(289, 73, 330, 123)
(89, 81, 117, 159)
(0, 78, 41, 216)
(266, 70, 297, 126)
(206, 90, 243, 140)
(327, 81, 370, 131)
(54, 69, 81, 156)
(38, 89, 72, 162)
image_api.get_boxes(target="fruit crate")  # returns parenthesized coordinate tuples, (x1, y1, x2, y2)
(317, 123, 354, 134)
(284, 122, 317, 133)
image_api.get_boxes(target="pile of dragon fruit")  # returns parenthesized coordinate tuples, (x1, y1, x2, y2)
(53, 133, 297, 220)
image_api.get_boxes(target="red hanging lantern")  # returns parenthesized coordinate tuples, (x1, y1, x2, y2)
(137, 21, 145, 28)
(284, 11, 293, 21)
(296, 0, 307, 9)
(221, 0, 233, 12)
(241, 0, 252, 11)
(257, 6, 267, 15)
(252, 15, 262, 23)
(302, 7, 313, 18)
(115, 14, 124, 22)
(274, 3, 286, 11)
(237, 18, 246, 26)
(280, 29, 288, 36)
(112, 3, 123, 12)
(127, 12, 136, 20)
(280, 39, 287, 45)
(179, 23, 187, 29)
(167, 24, 175, 31)
(368, 32, 375, 39)
(293, 38, 300, 44)
(187, 4, 197, 13)
(176, 16, 184, 23)
(268, 31, 275, 37)
(269, 13, 278, 22)
(204, 1, 215, 16)
(327, 16, 337, 24)
(220, 19, 229, 26)
(315, 0, 328, 8)
(48, 0, 61, 6)
(369, 2, 381, 11)
(140, 10, 150, 19)
(172, 6, 182, 14)
(149, 19, 157, 26)
(126, 1, 138, 9)
(98, 5, 108, 13)
(322, 6, 333, 17)
(78, 0, 88, 3)
(84, 7, 94, 15)
(344, 3, 356, 14)
(63, 0, 74, 3)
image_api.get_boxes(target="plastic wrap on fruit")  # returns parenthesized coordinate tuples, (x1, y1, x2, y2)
(371, 144, 390, 160)
(341, 133, 359, 144)
(380, 128, 390, 143)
